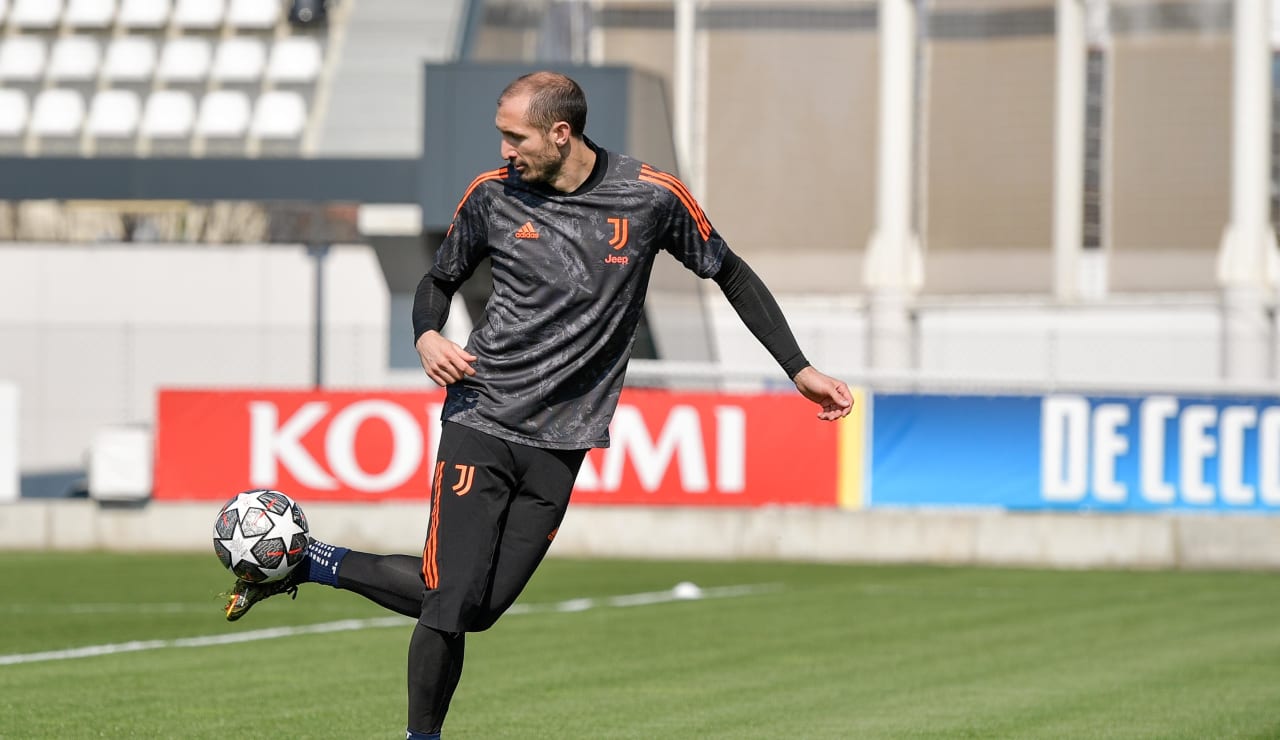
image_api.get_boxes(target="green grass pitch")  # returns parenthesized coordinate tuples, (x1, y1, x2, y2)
(2, 551, 1279, 738)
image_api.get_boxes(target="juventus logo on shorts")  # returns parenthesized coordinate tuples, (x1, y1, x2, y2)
(452, 465, 475, 496)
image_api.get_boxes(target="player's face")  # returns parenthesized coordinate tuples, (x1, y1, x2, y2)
(496, 93, 565, 184)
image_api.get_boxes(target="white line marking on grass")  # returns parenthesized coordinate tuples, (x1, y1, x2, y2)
(0, 582, 780, 667)
(2, 603, 210, 615)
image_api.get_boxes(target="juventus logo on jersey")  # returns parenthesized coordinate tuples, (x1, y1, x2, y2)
(607, 217, 629, 249)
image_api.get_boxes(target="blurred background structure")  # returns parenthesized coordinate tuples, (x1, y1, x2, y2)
(0, 0, 1277, 504)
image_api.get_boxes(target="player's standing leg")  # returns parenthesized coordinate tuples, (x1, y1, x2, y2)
(408, 422, 518, 737)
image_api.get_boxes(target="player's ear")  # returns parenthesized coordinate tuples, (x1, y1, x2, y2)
(550, 121, 571, 147)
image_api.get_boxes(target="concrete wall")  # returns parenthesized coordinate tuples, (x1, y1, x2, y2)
(4, 499, 1279, 571)
(3, 238, 1270, 482)
(0, 243, 390, 475)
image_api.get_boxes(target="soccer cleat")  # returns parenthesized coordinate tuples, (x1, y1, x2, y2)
(223, 566, 306, 622)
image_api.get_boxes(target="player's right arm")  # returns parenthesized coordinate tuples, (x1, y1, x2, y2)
(412, 169, 503, 386)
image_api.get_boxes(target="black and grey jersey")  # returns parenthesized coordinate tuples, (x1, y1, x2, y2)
(430, 142, 727, 449)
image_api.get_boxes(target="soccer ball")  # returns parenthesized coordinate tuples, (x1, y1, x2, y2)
(213, 489, 310, 583)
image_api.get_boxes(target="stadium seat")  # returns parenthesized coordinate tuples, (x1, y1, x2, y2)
(265, 37, 322, 84)
(86, 89, 142, 137)
(140, 89, 195, 138)
(211, 37, 265, 83)
(118, 0, 171, 29)
(47, 37, 103, 82)
(0, 89, 29, 137)
(102, 36, 158, 82)
(10, 0, 63, 28)
(227, 0, 280, 29)
(30, 89, 87, 137)
(156, 37, 212, 83)
(250, 89, 306, 139)
(172, 0, 225, 29)
(0, 37, 48, 83)
(196, 89, 250, 138)
(0, 0, 8, 24)
(65, 0, 117, 28)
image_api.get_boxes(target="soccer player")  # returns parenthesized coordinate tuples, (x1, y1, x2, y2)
(223, 71, 853, 739)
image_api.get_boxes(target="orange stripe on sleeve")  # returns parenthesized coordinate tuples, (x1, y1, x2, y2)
(450, 167, 508, 221)
(639, 165, 713, 241)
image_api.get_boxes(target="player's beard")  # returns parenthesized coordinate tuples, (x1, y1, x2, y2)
(512, 143, 565, 185)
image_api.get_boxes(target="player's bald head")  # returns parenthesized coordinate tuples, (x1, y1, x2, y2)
(498, 71, 588, 137)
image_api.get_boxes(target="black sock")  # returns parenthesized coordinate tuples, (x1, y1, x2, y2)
(333, 551, 426, 618)
(407, 623, 465, 735)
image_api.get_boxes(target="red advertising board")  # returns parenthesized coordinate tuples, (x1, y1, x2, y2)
(154, 388, 840, 507)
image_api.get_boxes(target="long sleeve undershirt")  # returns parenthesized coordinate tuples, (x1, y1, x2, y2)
(411, 249, 809, 379)
(711, 249, 809, 379)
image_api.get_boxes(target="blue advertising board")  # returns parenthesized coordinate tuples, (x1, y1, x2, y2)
(869, 392, 1280, 512)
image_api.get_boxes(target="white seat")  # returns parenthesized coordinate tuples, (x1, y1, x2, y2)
(0, 0, 9, 24)
(102, 36, 157, 82)
(30, 89, 86, 137)
(156, 36, 211, 82)
(118, 0, 170, 28)
(0, 89, 29, 136)
(141, 89, 195, 138)
(265, 37, 321, 83)
(250, 90, 305, 139)
(87, 89, 142, 137)
(47, 36, 102, 81)
(196, 89, 250, 137)
(11, 0, 63, 28)
(0, 37, 47, 82)
(172, 0, 224, 28)
(227, 0, 279, 29)
(65, 0, 117, 27)
(211, 37, 265, 82)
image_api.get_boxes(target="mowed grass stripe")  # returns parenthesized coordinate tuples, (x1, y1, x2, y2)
(2, 553, 1280, 738)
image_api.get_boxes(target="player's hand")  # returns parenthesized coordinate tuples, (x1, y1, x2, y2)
(793, 366, 854, 421)
(416, 330, 477, 387)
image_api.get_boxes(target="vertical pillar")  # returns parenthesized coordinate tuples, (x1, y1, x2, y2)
(1217, 0, 1279, 380)
(307, 242, 330, 388)
(1054, 0, 1086, 302)
(863, 0, 923, 371)
(673, 0, 707, 197)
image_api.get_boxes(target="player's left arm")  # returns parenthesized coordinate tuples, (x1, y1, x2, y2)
(712, 249, 853, 421)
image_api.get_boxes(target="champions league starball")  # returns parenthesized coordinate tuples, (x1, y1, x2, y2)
(212, 489, 310, 583)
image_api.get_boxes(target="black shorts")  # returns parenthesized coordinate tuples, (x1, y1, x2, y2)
(419, 421, 587, 633)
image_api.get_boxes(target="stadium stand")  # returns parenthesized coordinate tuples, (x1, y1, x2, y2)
(227, 0, 280, 30)
(266, 36, 322, 84)
(171, 0, 224, 30)
(210, 36, 266, 84)
(0, 88, 27, 152)
(10, 0, 63, 29)
(65, 0, 117, 28)
(0, 0, 345, 157)
(139, 88, 195, 153)
(47, 36, 102, 83)
(85, 88, 142, 152)
(156, 36, 212, 84)
(196, 88, 250, 155)
(101, 36, 157, 83)
(117, 0, 169, 29)
(29, 88, 85, 154)
(0, 36, 47, 83)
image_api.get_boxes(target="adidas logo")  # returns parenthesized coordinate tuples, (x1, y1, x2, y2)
(514, 221, 540, 239)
